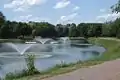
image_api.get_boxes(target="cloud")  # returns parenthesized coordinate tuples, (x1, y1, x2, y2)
(57, 13, 78, 24)
(54, 0, 71, 9)
(4, 0, 47, 11)
(19, 14, 33, 20)
(13, 14, 50, 22)
(100, 9, 106, 12)
(73, 6, 80, 11)
(96, 12, 120, 22)
(61, 13, 78, 20)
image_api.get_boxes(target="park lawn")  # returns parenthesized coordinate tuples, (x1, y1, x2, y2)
(8, 38, 120, 80)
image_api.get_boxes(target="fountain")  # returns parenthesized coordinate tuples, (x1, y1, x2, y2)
(19, 44, 34, 55)
(60, 37, 69, 43)
(7, 43, 34, 55)
(34, 37, 53, 44)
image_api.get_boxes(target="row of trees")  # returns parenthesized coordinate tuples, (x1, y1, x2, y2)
(0, 18, 108, 39)
(0, 0, 120, 39)
(0, 16, 119, 39)
(0, 20, 58, 38)
(0, 14, 104, 39)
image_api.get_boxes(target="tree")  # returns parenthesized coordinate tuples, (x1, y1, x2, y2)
(62, 27, 69, 37)
(0, 21, 13, 38)
(102, 23, 111, 37)
(56, 24, 64, 37)
(69, 23, 78, 37)
(35, 22, 58, 38)
(87, 25, 95, 37)
(111, 18, 120, 38)
(77, 23, 88, 37)
(111, 0, 120, 13)
(95, 24, 102, 37)
(87, 23, 102, 37)
(20, 23, 32, 37)
(0, 12, 5, 28)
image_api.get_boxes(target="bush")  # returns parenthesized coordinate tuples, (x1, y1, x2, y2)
(25, 55, 40, 75)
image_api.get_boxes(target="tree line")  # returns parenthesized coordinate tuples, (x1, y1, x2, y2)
(0, 15, 119, 39)
(0, 0, 120, 39)
(0, 18, 104, 39)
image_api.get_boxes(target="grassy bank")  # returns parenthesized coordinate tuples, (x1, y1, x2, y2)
(0, 39, 25, 43)
(90, 38, 120, 61)
(5, 38, 120, 80)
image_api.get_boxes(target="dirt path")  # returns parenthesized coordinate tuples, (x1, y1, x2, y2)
(42, 59, 120, 80)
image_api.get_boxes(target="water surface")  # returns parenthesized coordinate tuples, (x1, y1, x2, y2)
(0, 38, 105, 77)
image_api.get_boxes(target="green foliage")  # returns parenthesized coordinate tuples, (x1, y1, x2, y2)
(93, 38, 120, 61)
(77, 23, 102, 38)
(87, 23, 102, 37)
(102, 18, 120, 38)
(5, 70, 29, 80)
(0, 21, 32, 39)
(0, 11, 5, 27)
(77, 23, 88, 37)
(69, 23, 78, 37)
(0, 21, 13, 38)
(20, 23, 32, 37)
(34, 22, 58, 38)
(111, 0, 120, 13)
(55, 24, 69, 37)
(102, 23, 111, 37)
(25, 55, 39, 75)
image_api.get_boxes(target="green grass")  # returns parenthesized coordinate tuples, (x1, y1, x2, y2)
(0, 36, 34, 43)
(0, 39, 25, 43)
(89, 38, 120, 61)
(4, 38, 120, 80)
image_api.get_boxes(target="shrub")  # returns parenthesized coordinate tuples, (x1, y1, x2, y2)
(25, 54, 40, 75)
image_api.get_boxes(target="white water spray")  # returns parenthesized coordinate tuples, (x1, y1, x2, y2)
(61, 37, 69, 43)
(7, 43, 34, 55)
(35, 37, 52, 44)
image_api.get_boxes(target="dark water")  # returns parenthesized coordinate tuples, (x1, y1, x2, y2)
(0, 39, 106, 77)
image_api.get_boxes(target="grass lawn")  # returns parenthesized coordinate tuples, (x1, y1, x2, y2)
(5, 38, 120, 80)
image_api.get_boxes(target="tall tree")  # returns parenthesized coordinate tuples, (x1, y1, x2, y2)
(56, 24, 64, 37)
(111, 0, 120, 13)
(0, 12, 5, 27)
(0, 21, 13, 38)
(102, 23, 111, 37)
(77, 23, 88, 37)
(69, 23, 78, 37)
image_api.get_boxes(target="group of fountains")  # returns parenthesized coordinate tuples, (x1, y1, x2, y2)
(0, 37, 106, 78)
(0, 37, 70, 55)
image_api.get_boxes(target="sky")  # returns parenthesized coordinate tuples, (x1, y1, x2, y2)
(0, 0, 119, 24)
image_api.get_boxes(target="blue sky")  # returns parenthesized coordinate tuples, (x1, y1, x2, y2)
(0, 0, 119, 24)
